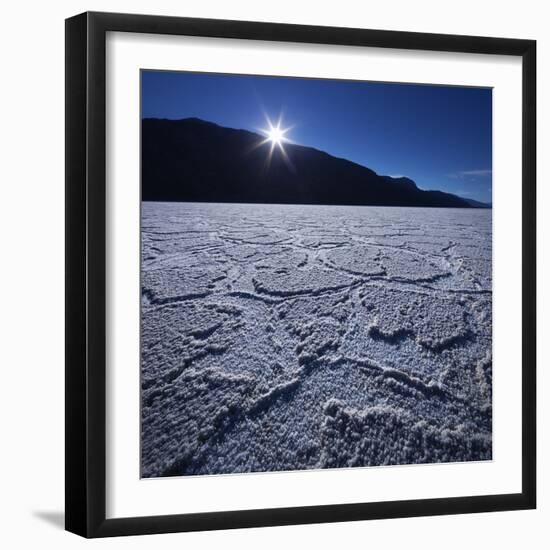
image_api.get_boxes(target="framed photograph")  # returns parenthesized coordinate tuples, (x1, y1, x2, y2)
(65, 11, 536, 537)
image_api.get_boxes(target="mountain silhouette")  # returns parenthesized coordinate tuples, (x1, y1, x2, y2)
(463, 197, 492, 208)
(142, 118, 488, 208)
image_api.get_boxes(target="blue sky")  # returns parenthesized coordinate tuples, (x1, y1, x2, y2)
(142, 70, 492, 203)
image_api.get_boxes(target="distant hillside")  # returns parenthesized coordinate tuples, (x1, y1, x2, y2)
(142, 118, 487, 208)
(463, 198, 492, 208)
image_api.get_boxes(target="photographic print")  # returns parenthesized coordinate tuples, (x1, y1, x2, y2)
(140, 70, 493, 478)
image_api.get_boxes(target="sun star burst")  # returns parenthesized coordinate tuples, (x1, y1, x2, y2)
(262, 118, 290, 149)
(257, 115, 294, 171)
(265, 125, 286, 146)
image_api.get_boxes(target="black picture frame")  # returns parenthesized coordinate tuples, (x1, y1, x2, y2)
(65, 11, 536, 538)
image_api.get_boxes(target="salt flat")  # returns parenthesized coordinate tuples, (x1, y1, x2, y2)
(141, 202, 492, 477)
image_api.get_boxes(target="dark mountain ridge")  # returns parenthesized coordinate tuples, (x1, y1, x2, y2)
(142, 118, 489, 208)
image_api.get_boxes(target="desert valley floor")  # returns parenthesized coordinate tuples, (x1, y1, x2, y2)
(141, 202, 492, 477)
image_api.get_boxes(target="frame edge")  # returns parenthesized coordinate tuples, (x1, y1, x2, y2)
(65, 11, 89, 538)
(521, 39, 537, 511)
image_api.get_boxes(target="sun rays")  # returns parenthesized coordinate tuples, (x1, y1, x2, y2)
(257, 114, 294, 171)
(263, 120, 290, 149)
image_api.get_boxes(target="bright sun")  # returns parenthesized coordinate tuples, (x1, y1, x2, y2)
(256, 115, 294, 171)
(267, 125, 285, 146)
(260, 116, 291, 152)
